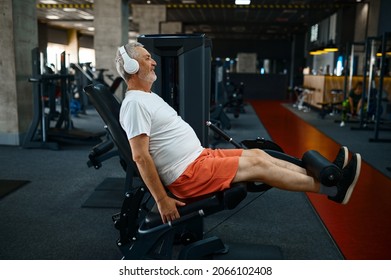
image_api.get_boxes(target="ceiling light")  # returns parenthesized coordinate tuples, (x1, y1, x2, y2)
(235, 0, 251, 5)
(375, 46, 391, 57)
(309, 50, 326, 56)
(323, 46, 338, 52)
(46, 15, 60, 20)
(40, 0, 58, 4)
(81, 15, 94, 20)
(78, 10, 94, 20)
(309, 45, 328, 56)
(63, 8, 77, 12)
(323, 40, 338, 52)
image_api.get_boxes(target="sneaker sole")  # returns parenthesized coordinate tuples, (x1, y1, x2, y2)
(341, 153, 361, 204)
(341, 146, 349, 168)
(334, 146, 349, 169)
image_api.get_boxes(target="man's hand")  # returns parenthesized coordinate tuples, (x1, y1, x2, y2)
(156, 196, 186, 224)
(129, 135, 186, 224)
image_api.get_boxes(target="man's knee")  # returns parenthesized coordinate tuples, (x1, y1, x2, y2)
(243, 148, 268, 157)
(239, 151, 270, 168)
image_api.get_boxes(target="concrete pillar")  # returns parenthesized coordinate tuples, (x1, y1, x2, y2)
(161, 22, 182, 34)
(236, 53, 258, 73)
(0, 0, 38, 145)
(367, 0, 381, 37)
(67, 29, 79, 65)
(94, 0, 129, 88)
(132, 4, 166, 35)
(38, 22, 49, 63)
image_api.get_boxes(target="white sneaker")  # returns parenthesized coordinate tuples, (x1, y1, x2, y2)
(340, 121, 345, 127)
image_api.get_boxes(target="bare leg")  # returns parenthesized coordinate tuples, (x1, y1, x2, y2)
(241, 149, 307, 174)
(233, 149, 320, 193)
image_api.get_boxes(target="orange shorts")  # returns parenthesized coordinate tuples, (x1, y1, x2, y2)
(167, 148, 243, 199)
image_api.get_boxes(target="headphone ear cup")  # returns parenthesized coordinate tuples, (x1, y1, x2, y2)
(123, 57, 139, 74)
(119, 46, 139, 74)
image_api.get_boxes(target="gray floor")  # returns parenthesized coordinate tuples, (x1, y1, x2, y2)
(0, 103, 344, 260)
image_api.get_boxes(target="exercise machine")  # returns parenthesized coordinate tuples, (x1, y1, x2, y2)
(70, 63, 125, 115)
(223, 79, 246, 118)
(23, 48, 73, 149)
(23, 48, 104, 150)
(84, 83, 343, 260)
(347, 35, 391, 141)
(292, 86, 315, 112)
(369, 32, 391, 143)
(209, 61, 234, 147)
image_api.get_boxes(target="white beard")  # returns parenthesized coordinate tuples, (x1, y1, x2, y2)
(138, 70, 157, 83)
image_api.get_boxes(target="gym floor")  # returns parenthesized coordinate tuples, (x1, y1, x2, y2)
(0, 99, 390, 260)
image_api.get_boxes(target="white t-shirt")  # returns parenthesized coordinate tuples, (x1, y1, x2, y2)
(119, 90, 204, 186)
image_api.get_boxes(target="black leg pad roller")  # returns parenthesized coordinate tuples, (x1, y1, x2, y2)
(302, 150, 342, 186)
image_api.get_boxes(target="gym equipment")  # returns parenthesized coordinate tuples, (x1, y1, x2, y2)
(369, 32, 391, 143)
(347, 38, 379, 129)
(208, 61, 233, 147)
(84, 83, 343, 260)
(347, 35, 391, 141)
(316, 89, 344, 119)
(210, 60, 231, 128)
(23, 48, 72, 149)
(23, 48, 104, 150)
(223, 80, 246, 118)
(95, 69, 124, 94)
(71, 62, 124, 105)
(302, 150, 342, 186)
(87, 133, 117, 170)
(69, 62, 93, 113)
(293, 86, 315, 112)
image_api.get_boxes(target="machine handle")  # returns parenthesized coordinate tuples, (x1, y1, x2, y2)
(206, 121, 242, 148)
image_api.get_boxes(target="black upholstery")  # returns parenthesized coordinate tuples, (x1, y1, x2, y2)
(302, 150, 342, 186)
(84, 84, 135, 172)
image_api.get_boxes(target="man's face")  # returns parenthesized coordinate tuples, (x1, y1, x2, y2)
(135, 47, 157, 83)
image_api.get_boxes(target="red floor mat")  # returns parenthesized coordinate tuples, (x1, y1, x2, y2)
(250, 100, 391, 259)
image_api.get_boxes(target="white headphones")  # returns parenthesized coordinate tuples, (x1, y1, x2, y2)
(119, 45, 139, 74)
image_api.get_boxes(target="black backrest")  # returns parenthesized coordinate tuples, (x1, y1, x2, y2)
(84, 83, 139, 176)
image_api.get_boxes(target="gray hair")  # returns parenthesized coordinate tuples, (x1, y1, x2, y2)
(115, 42, 144, 82)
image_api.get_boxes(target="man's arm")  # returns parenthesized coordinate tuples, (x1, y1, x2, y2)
(129, 134, 185, 223)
